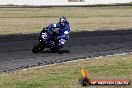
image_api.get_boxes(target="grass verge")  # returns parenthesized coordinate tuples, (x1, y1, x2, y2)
(0, 6, 132, 35)
(0, 54, 132, 88)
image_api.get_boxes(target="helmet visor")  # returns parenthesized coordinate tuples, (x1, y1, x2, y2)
(60, 19, 65, 26)
(61, 21, 65, 26)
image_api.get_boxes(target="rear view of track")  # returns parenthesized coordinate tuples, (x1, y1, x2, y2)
(0, 29, 132, 72)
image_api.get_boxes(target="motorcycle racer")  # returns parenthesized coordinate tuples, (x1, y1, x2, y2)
(45, 16, 71, 50)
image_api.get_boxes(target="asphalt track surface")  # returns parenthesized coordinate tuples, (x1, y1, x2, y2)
(0, 29, 132, 73)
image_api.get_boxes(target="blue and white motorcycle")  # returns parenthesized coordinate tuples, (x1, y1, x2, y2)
(32, 27, 60, 53)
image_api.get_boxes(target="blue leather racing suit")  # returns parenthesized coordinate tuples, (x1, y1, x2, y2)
(47, 18, 71, 49)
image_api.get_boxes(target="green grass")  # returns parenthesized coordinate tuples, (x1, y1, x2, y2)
(0, 6, 132, 35)
(0, 54, 132, 88)
(127, 2, 132, 4)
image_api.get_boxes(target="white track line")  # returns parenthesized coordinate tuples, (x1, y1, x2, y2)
(22, 52, 132, 71)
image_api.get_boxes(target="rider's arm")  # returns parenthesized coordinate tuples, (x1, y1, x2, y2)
(47, 24, 58, 29)
(46, 24, 59, 33)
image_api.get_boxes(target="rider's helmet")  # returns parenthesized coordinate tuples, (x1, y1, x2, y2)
(59, 16, 67, 27)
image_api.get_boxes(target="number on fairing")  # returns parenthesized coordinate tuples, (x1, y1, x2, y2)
(41, 32, 47, 39)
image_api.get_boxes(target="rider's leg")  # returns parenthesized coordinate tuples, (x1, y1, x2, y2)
(57, 39, 66, 49)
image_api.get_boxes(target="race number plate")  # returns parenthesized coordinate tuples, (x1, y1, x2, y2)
(41, 32, 48, 39)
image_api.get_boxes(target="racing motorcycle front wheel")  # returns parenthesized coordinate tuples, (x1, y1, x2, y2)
(32, 41, 44, 53)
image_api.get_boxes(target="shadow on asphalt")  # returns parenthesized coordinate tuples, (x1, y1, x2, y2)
(38, 50, 70, 54)
(0, 28, 132, 42)
(0, 28, 132, 53)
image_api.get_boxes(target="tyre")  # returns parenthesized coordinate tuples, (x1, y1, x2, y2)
(32, 42, 43, 53)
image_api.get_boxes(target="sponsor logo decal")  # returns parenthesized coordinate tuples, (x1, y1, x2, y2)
(79, 68, 131, 86)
